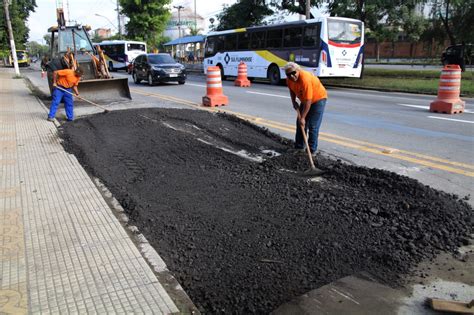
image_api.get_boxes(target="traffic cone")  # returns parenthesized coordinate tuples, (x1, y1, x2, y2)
(202, 66, 228, 107)
(234, 62, 251, 87)
(430, 65, 465, 114)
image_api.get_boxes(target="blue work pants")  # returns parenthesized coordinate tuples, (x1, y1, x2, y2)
(48, 86, 74, 121)
(295, 98, 326, 153)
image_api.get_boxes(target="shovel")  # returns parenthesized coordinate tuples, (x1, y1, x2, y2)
(295, 108, 325, 177)
(55, 86, 110, 113)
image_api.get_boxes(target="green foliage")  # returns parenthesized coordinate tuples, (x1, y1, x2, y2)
(0, 0, 37, 50)
(26, 40, 48, 57)
(428, 0, 474, 45)
(215, 0, 274, 31)
(119, 0, 171, 50)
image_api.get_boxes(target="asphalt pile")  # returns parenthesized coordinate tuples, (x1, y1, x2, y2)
(60, 108, 472, 314)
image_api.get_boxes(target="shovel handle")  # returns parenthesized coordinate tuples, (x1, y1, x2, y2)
(295, 108, 316, 170)
(55, 86, 109, 112)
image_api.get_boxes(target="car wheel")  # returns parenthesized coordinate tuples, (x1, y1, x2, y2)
(109, 61, 114, 72)
(133, 72, 141, 84)
(268, 65, 281, 85)
(148, 73, 154, 86)
(178, 80, 185, 85)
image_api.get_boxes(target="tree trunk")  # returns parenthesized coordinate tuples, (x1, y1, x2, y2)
(376, 42, 380, 62)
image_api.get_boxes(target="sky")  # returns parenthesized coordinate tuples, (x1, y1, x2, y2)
(27, 0, 237, 43)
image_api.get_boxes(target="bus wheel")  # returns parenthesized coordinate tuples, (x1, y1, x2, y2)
(268, 65, 280, 85)
(109, 61, 115, 72)
(218, 64, 226, 81)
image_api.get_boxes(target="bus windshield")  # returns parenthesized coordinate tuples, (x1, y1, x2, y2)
(328, 20, 362, 45)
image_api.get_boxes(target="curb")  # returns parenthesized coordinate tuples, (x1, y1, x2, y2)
(31, 84, 200, 315)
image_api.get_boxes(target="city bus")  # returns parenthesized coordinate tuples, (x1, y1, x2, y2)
(203, 17, 364, 84)
(96, 40, 147, 71)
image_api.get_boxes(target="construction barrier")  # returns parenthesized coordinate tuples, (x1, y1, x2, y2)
(430, 64, 465, 114)
(234, 62, 251, 87)
(202, 66, 228, 107)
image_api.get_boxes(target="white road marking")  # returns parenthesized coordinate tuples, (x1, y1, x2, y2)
(427, 116, 474, 124)
(398, 103, 429, 110)
(246, 91, 290, 98)
(399, 103, 474, 114)
(185, 83, 207, 88)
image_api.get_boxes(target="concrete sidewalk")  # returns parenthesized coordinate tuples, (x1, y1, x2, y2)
(0, 69, 191, 313)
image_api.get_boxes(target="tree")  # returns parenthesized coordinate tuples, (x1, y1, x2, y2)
(215, 0, 274, 31)
(119, 0, 171, 50)
(276, 0, 324, 17)
(429, 0, 474, 45)
(26, 40, 47, 57)
(0, 0, 37, 51)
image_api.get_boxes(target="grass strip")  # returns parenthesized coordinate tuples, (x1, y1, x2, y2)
(322, 69, 474, 97)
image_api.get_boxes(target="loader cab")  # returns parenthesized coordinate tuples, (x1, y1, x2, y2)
(48, 25, 96, 79)
(49, 25, 95, 57)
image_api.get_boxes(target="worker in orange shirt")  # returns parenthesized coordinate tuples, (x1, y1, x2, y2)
(284, 62, 327, 155)
(47, 68, 83, 122)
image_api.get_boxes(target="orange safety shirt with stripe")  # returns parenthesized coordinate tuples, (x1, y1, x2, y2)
(56, 69, 80, 88)
(286, 70, 327, 103)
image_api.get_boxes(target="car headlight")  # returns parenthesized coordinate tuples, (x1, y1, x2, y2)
(153, 66, 164, 71)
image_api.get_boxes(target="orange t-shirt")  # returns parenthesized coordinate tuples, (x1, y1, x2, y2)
(287, 70, 327, 103)
(56, 69, 80, 88)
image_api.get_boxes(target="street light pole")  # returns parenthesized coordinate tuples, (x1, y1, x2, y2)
(3, 0, 20, 76)
(173, 5, 184, 59)
(116, 0, 122, 38)
(95, 14, 118, 33)
(306, 0, 311, 19)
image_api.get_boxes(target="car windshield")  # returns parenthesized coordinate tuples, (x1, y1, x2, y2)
(148, 54, 175, 64)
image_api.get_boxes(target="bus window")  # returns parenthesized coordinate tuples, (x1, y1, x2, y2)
(283, 27, 302, 47)
(303, 24, 320, 47)
(127, 43, 146, 52)
(267, 29, 283, 48)
(238, 32, 250, 50)
(250, 31, 266, 49)
(216, 36, 225, 52)
(224, 34, 238, 51)
(205, 37, 216, 57)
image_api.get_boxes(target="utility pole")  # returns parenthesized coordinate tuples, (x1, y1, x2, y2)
(305, 0, 311, 19)
(173, 5, 184, 58)
(3, 0, 20, 76)
(194, 0, 197, 32)
(116, 0, 122, 38)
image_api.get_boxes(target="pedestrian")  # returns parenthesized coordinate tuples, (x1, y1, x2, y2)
(47, 67, 84, 122)
(284, 62, 327, 155)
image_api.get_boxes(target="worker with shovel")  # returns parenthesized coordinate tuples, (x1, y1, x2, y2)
(285, 62, 327, 155)
(47, 67, 84, 122)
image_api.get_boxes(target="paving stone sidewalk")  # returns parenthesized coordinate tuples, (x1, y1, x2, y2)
(0, 69, 180, 314)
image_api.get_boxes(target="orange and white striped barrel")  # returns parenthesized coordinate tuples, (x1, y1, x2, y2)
(202, 66, 228, 107)
(430, 65, 465, 114)
(234, 62, 251, 87)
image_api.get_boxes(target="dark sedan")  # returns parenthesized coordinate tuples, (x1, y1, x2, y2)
(132, 53, 186, 85)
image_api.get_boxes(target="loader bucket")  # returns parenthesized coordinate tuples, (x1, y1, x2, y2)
(77, 77, 131, 103)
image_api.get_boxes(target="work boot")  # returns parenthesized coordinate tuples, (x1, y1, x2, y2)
(47, 117, 55, 122)
(289, 148, 305, 155)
